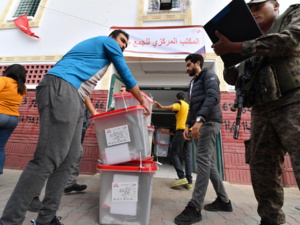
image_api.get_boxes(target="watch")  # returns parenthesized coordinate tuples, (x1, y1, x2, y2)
(196, 116, 204, 123)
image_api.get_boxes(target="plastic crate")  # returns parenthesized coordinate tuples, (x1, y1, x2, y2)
(91, 106, 150, 165)
(98, 161, 157, 225)
(153, 142, 169, 157)
(113, 92, 154, 126)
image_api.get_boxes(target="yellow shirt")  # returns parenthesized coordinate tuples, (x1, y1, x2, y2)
(0, 76, 25, 116)
(172, 100, 189, 130)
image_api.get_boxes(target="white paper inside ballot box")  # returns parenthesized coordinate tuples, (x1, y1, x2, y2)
(104, 143, 131, 165)
(110, 174, 139, 216)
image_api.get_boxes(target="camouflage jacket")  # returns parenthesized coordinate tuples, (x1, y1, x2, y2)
(224, 4, 300, 110)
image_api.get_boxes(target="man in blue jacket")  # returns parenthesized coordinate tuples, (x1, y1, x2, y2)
(0, 29, 150, 225)
(174, 54, 232, 225)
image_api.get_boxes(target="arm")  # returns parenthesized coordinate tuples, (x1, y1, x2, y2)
(128, 85, 150, 115)
(211, 31, 242, 56)
(213, 8, 300, 57)
(154, 101, 173, 111)
(103, 39, 150, 114)
(183, 126, 191, 141)
(223, 66, 239, 86)
(191, 120, 204, 139)
(84, 96, 98, 116)
(196, 71, 221, 120)
(103, 38, 137, 89)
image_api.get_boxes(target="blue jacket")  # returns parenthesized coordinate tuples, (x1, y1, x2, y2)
(46, 36, 137, 101)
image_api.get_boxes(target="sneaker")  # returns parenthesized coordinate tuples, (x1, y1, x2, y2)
(174, 202, 202, 225)
(171, 178, 188, 188)
(204, 197, 233, 212)
(50, 216, 64, 225)
(184, 183, 193, 191)
(64, 183, 87, 193)
(28, 197, 43, 212)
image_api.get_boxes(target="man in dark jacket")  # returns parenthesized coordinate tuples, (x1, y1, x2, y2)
(174, 54, 232, 225)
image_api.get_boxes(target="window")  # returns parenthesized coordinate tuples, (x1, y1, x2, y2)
(13, 0, 41, 17)
(0, 0, 47, 29)
(148, 0, 180, 12)
(171, 0, 180, 9)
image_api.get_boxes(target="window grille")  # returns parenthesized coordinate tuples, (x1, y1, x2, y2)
(172, 0, 180, 8)
(149, 0, 180, 11)
(13, 0, 41, 17)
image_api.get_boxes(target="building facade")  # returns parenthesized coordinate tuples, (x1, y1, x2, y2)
(0, 0, 298, 185)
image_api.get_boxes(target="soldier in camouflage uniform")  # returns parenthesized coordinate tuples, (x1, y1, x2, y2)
(212, 0, 300, 225)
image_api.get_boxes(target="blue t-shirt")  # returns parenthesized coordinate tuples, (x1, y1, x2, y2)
(46, 36, 137, 100)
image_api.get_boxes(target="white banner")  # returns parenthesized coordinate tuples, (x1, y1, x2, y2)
(110, 26, 206, 59)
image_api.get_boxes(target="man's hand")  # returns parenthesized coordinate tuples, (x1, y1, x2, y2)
(183, 127, 191, 141)
(191, 121, 203, 139)
(141, 102, 151, 115)
(154, 101, 163, 109)
(128, 85, 151, 115)
(84, 96, 98, 116)
(212, 31, 242, 56)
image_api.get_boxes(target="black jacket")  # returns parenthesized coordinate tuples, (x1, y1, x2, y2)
(186, 68, 222, 126)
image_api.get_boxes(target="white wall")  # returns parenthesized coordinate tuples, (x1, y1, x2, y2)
(1, 0, 139, 57)
(0, 0, 299, 58)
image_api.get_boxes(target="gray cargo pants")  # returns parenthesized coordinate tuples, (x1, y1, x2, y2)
(0, 75, 84, 225)
(190, 121, 229, 209)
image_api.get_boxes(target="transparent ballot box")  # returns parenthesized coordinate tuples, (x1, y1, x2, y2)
(155, 130, 170, 144)
(113, 92, 154, 126)
(153, 142, 169, 157)
(91, 106, 150, 165)
(98, 161, 157, 225)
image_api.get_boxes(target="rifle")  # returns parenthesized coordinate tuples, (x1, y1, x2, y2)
(231, 57, 260, 139)
(231, 77, 245, 139)
(233, 93, 244, 139)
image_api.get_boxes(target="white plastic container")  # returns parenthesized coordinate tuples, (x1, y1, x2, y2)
(153, 142, 169, 157)
(113, 92, 154, 126)
(155, 130, 170, 144)
(98, 161, 157, 225)
(91, 106, 150, 165)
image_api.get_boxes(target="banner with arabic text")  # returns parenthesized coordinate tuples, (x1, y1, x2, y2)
(110, 26, 205, 59)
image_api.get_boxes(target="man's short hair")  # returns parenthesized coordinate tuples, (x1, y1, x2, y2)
(185, 54, 204, 69)
(176, 92, 185, 100)
(109, 29, 129, 40)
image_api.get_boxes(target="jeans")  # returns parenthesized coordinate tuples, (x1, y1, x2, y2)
(171, 130, 193, 183)
(0, 113, 19, 174)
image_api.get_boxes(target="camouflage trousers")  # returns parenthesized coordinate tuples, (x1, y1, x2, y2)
(247, 101, 300, 224)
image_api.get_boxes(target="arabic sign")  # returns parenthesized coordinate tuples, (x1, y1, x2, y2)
(110, 26, 205, 59)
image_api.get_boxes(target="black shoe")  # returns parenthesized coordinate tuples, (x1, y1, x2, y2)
(260, 219, 280, 225)
(204, 197, 233, 212)
(50, 216, 64, 225)
(30, 216, 63, 225)
(28, 197, 43, 212)
(174, 202, 202, 225)
(64, 183, 87, 193)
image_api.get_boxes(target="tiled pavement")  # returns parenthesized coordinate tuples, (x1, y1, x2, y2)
(0, 169, 299, 225)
